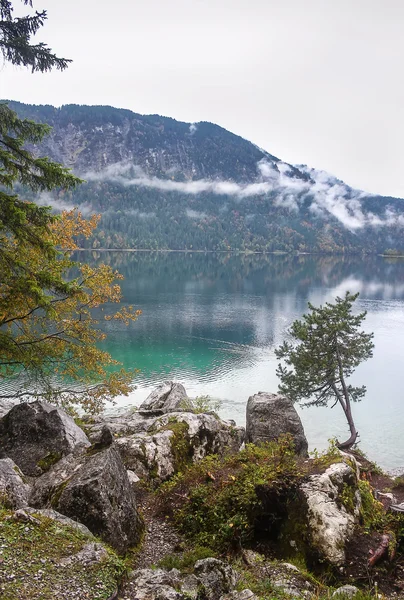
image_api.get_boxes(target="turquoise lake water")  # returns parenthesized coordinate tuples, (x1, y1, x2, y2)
(80, 251, 404, 471)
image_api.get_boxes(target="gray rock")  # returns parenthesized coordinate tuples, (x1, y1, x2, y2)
(115, 411, 244, 484)
(127, 468, 140, 487)
(88, 424, 114, 448)
(23, 507, 93, 537)
(139, 381, 190, 415)
(332, 585, 360, 598)
(220, 591, 259, 600)
(0, 401, 90, 476)
(246, 392, 308, 456)
(29, 453, 85, 508)
(0, 458, 30, 508)
(59, 542, 108, 566)
(180, 574, 200, 599)
(116, 430, 178, 482)
(272, 577, 312, 598)
(194, 558, 238, 600)
(53, 446, 143, 553)
(300, 462, 361, 566)
(127, 568, 185, 600)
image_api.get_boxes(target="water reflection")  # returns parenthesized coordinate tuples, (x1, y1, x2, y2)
(76, 251, 404, 470)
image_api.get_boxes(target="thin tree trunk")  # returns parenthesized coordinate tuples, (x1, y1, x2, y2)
(336, 348, 358, 448)
(331, 375, 358, 450)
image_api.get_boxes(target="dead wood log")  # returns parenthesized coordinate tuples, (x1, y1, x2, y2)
(368, 534, 390, 567)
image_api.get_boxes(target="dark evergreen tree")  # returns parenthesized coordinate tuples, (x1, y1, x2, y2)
(0, 0, 70, 71)
(275, 292, 374, 449)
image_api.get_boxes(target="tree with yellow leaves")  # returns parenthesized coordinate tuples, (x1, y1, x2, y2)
(0, 209, 141, 413)
(0, 1, 140, 412)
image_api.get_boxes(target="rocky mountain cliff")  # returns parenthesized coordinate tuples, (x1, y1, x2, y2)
(7, 100, 404, 253)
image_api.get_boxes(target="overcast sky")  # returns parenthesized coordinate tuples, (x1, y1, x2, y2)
(2, 0, 404, 197)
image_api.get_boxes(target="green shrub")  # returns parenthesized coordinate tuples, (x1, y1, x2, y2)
(157, 435, 301, 551)
(158, 545, 214, 572)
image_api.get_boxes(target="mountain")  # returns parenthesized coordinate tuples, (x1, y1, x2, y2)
(7, 100, 404, 253)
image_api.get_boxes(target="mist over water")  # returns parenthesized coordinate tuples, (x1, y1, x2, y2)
(80, 251, 404, 471)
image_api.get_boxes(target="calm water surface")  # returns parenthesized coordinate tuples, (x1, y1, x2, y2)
(81, 252, 404, 471)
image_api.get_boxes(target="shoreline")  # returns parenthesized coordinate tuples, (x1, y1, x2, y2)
(76, 247, 404, 258)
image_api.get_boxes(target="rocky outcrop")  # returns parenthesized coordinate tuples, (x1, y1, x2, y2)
(0, 458, 30, 509)
(0, 401, 90, 476)
(125, 559, 239, 600)
(139, 381, 190, 415)
(50, 446, 143, 554)
(246, 392, 308, 456)
(29, 453, 85, 508)
(300, 462, 361, 566)
(86, 383, 245, 485)
(115, 411, 244, 484)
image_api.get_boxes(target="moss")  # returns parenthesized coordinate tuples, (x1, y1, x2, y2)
(340, 482, 356, 514)
(157, 545, 214, 572)
(156, 420, 193, 474)
(12, 464, 28, 483)
(37, 451, 63, 473)
(311, 439, 344, 470)
(0, 507, 126, 599)
(50, 479, 70, 508)
(169, 422, 193, 473)
(0, 490, 11, 509)
(358, 480, 385, 531)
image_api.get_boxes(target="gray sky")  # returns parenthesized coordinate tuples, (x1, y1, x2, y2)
(2, 0, 404, 197)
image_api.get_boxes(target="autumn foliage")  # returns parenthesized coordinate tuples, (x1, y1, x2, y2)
(0, 209, 141, 413)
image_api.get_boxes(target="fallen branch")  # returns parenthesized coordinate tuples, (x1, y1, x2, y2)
(368, 534, 390, 567)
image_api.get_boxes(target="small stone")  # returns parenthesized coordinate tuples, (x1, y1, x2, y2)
(332, 585, 360, 598)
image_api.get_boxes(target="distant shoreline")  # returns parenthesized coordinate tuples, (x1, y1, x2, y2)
(76, 248, 404, 258)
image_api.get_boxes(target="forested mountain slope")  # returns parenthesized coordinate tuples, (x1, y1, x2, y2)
(7, 100, 404, 253)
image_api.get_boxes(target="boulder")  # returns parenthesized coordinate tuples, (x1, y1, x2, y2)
(300, 462, 361, 566)
(139, 381, 190, 415)
(52, 446, 143, 553)
(332, 585, 360, 598)
(194, 558, 238, 600)
(115, 411, 244, 484)
(125, 568, 185, 600)
(246, 392, 308, 456)
(0, 401, 90, 476)
(29, 453, 85, 508)
(0, 458, 30, 508)
(116, 430, 180, 482)
(58, 542, 108, 567)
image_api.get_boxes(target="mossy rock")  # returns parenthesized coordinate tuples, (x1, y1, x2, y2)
(37, 451, 63, 473)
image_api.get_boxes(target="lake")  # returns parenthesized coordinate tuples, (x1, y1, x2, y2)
(81, 251, 404, 471)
